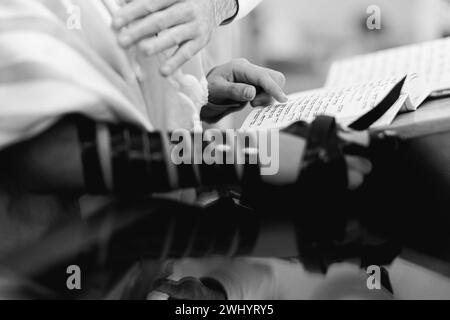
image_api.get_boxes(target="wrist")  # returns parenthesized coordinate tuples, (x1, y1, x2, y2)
(212, 0, 239, 26)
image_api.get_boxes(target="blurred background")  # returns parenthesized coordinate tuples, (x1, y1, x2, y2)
(207, 0, 450, 127)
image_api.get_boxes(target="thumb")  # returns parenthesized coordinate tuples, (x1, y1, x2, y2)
(220, 82, 257, 102)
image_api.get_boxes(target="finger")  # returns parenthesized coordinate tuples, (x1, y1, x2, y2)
(251, 92, 273, 107)
(160, 39, 204, 76)
(138, 24, 197, 57)
(117, 4, 191, 47)
(207, 74, 256, 105)
(346, 156, 373, 175)
(249, 71, 288, 103)
(113, 0, 178, 29)
(234, 61, 288, 103)
(215, 81, 257, 102)
(264, 67, 287, 88)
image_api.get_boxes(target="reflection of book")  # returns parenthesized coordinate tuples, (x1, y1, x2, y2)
(242, 38, 450, 130)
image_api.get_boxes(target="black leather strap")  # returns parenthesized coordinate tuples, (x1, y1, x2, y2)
(349, 77, 406, 131)
(173, 132, 199, 189)
(146, 132, 171, 193)
(76, 116, 106, 194)
(294, 116, 349, 273)
(109, 125, 171, 194)
(126, 127, 147, 193)
(301, 116, 348, 190)
(200, 131, 240, 187)
(110, 124, 129, 194)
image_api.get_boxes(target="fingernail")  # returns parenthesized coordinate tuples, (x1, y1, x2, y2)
(252, 98, 264, 106)
(244, 87, 256, 100)
(279, 93, 289, 102)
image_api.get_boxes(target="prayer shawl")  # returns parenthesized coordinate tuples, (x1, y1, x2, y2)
(0, 0, 208, 255)
(0, 0, 208, 151)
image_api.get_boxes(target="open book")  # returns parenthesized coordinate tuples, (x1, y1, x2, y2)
(242, 37, 450, 131)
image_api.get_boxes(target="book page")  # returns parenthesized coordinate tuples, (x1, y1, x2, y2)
(401, 73, 431, 111)
(241, 77, 404, 130)
(326, 38, 450, 94)
(371, 94, 408, 129)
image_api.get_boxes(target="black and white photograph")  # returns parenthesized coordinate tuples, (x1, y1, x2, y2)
(0, 0, 449, 308)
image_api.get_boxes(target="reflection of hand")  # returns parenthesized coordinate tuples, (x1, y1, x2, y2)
(153, 277, 227, 300)
(113, 0, 238, 76)
(202, 59, 288, 123)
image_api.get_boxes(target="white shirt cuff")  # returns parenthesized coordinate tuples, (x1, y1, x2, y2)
(235, 0, 263, 20)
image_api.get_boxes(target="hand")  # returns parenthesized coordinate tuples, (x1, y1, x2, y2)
(202, 59, 289, 123)
(152, 277, 227, 300)
(113, 0, 238, 76)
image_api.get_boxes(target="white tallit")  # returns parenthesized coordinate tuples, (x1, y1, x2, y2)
(0, 0, 209, 254)
(0, 0, 208, 151)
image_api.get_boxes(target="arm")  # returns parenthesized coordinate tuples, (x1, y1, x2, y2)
(0, 60, 283, 193)
(0, 61, 369, 194)
(0, 116, 371, 195)
(1, 118, 84, 193)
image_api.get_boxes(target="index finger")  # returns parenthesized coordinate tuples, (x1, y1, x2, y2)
(266, 68, 287, 88)
(234, 62, 288, 103)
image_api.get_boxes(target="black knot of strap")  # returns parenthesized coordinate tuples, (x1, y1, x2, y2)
(301, 116, 348, 190)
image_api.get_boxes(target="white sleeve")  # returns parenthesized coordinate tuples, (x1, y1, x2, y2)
(235, 0, 263, 20)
